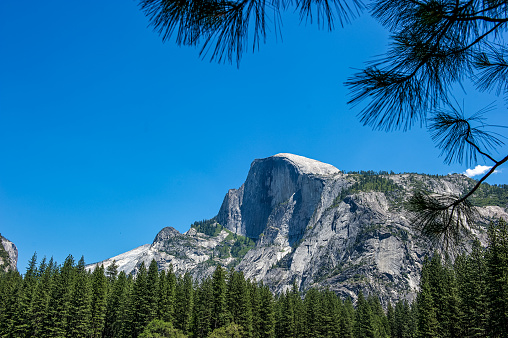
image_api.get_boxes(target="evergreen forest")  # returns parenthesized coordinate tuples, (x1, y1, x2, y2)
(1, 219, 507, 338)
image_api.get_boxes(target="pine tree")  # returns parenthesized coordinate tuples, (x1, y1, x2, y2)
(257, 282, 275, 338)
(12, 253, 38, 337)
(162, 265, 177, 324)
(67, 257, 91, 338)
(455, 240, 488, 337)
(386, 302, 395, 338)
(340, 297, 355, 338)
(211, 265, 228, 330)
(104, 270, 130, 338)
(248, 280, 261, 338)
(280, 291, 296, 338)
(303, 288, 320, 338)
(368, 294, 390, 338)
(227, 269, 253, 336)
(354, 291, 375, 338)
(118, 274, 135, 338)
(393, 300, 413, 338)
(130, 262, 151, 337)
(289, 281, 305, 337)
(174, 272, 194, 334)
(47, 255, 76, 338)
(105, 260, 119, 282)
(193, 276, 214, 337)
(146, 259, 160, 323)
(486, 219, 508, 337)
(0, 270, 23, 335)
(415, 259, 439, 338)
(320, 290, 341, 337)
(30, 257, 53, 337)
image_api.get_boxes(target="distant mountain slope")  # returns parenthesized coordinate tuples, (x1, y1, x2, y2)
(88, 154, 508, 304)
(0, 234, 18, 272)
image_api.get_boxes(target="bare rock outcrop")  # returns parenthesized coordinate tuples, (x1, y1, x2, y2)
(0, 234, 18, 272)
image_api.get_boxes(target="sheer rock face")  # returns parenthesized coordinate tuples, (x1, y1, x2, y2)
(217, 153, 341, 242)
(0, 235, 18, 272)
(88, 154, 508, 304)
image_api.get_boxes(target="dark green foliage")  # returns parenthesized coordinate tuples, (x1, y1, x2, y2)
(193, 276, 214, 337)
(257, 282, 275, 338)
(230, 234, 256, 259)
(211, 265, 229, 330)
(455, 241, 488, 337)
(227, 269, 253, 336)
(90, 264, 108, 337)
(208, 322, 245, 338)
(214, 232, 256, 260)
(469, 182, 508, 208)
(2, 232, 507, 338)
(174, 273, 194, 334)
(486, 219, 508, 336)
(191, 218, 223, 237)
(104, 270, 130, 338)
(354, 291, 375, 338)
(139, 319, 187, 338)
(334, 173, 402, 206)
(67, 257, 91, 338)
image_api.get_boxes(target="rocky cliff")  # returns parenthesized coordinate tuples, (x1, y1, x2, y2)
(89, 154, 508, 304)
(0, 234, 18, 272)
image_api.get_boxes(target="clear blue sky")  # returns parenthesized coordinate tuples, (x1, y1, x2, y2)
(1, 1, 507, 271)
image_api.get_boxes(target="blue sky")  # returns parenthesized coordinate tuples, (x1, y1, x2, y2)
(1, 1, 507, 271)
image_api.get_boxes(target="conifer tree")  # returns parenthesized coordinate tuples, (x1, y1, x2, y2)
(90, 264, 108, 337)
(386, 302, 395, 338)
(211, 265, 228, 330)
(66, 257, 91, 338)
(340, 297, 355, 338)
(130, 261, 151, 336)
(455, 240, 488, 337)
(227, 269, 253, 336)
(354, 291, 375, 338)
(393, 300, 413, 338)
(280, 291, 296, 338)
(118, 274, 135, 338)
(47, 255, 76, 338)
(485, 219, 508, 336)
(174, 272, 194, 334)
(146, 259, 160, 323)
(12, 253, 38, 337)
(320, 290, 341, 337)
(193, 276, 214, 337)
(162, 265, 177, 324)
(257, 282, 275, 338)
(368, 294, 390, 338)
(0, 270, 23, 335)
(289, 281, 305, 337)
(248, 280, 261, 338)
(303, 288, 320, 338)
(104, 270, 130, 338)
(415, 259, 439, 338)
(30, 257, 53, 337)
(105, 260, 119, 282)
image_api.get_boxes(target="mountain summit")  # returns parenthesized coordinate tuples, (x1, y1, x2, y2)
(218, 153, 341, 240)
(89, 154, 508, 303)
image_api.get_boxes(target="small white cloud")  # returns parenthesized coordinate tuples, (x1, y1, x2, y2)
(464, 165, 492, 177)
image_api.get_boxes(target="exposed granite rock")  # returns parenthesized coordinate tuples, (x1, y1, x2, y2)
(88, 154, 508, 305)
(0, 234, 18, 272)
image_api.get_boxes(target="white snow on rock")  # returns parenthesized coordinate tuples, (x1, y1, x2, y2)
(273, 153, 340, 176)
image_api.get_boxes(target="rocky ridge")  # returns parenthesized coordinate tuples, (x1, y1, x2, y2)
(0, 234, 18, 272)
(89, 154, 508, 304)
